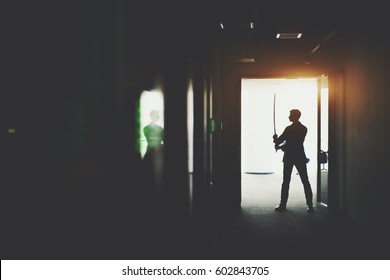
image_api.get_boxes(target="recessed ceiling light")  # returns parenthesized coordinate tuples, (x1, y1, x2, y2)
(220, 23, 224, 29)
(231, 58, 255, 63)
(250, 22, 254, 29)
(276, 33, 303, 39)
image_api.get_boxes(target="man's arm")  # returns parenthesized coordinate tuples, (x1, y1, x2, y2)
(273, 129, 287, 151)
(273, 128, 287, 145)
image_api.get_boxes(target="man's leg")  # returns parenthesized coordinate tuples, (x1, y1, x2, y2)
(295, 162, 314, 210)
(278, 162, 294, 208)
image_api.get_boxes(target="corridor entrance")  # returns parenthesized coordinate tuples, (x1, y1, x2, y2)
(241, 77, 329, 209)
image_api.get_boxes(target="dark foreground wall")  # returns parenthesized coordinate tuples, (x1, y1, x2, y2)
(336, 33, 390, 234)
(1, 0, 216, 259)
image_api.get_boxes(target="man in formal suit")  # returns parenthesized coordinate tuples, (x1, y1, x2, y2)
(273, 109, 314, 212)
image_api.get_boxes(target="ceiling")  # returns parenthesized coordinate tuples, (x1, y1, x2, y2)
(216, 0, 342, 34)
(126, 0, 384, 73)
(206, 0, 347, 65)
(130, 0, 387, 49)
(215, 0, 383, 36)
(202, 0, 387, 67)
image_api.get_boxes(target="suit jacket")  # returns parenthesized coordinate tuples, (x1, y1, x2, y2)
(275, 121, 308, 163)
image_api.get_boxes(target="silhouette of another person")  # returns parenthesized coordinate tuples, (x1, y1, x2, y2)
(142, 110, 164, 198)
(273, 109, 314, 212)
(143, 110, 164, 154)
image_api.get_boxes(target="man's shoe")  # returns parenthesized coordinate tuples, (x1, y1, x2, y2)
(275, 205, 287, 212)
(307, 205, 314, 212)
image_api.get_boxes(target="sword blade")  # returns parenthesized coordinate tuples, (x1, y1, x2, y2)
(273, 93, 276, 135)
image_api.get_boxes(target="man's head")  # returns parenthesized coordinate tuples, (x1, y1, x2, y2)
(150, 110, 160, 123)
(289, 109, 301, 122)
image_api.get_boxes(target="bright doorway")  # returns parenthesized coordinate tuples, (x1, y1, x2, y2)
(241, 77, 326, 209)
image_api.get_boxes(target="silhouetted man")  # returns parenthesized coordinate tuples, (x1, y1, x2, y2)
(142, 110, 164, 198)
(143, 110, 164, 155)
(273, 109, 314, 212)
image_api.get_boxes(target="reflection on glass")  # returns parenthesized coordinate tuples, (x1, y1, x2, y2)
(139, 90, 164, 158)
(139, 90, 164, 198)
(143, 110, 164, 153)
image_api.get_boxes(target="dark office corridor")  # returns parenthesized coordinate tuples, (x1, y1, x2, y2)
(2, 1, 390, 261)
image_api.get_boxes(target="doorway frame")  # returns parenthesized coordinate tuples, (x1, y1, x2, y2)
(238, 74, 329, 209)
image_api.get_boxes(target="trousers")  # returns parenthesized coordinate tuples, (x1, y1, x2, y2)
(280, 161, 313, 206)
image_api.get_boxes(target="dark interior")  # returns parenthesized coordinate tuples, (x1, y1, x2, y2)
(2, 0, 390, 260)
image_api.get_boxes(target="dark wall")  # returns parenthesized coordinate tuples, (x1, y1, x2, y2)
(334, 33, 390, 234)
(1, 0, 218, 259)
(2, 1, 142, 259)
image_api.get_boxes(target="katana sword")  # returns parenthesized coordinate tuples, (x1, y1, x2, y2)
(273, 93, 277, 152)
(273, 93, 276, 135)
